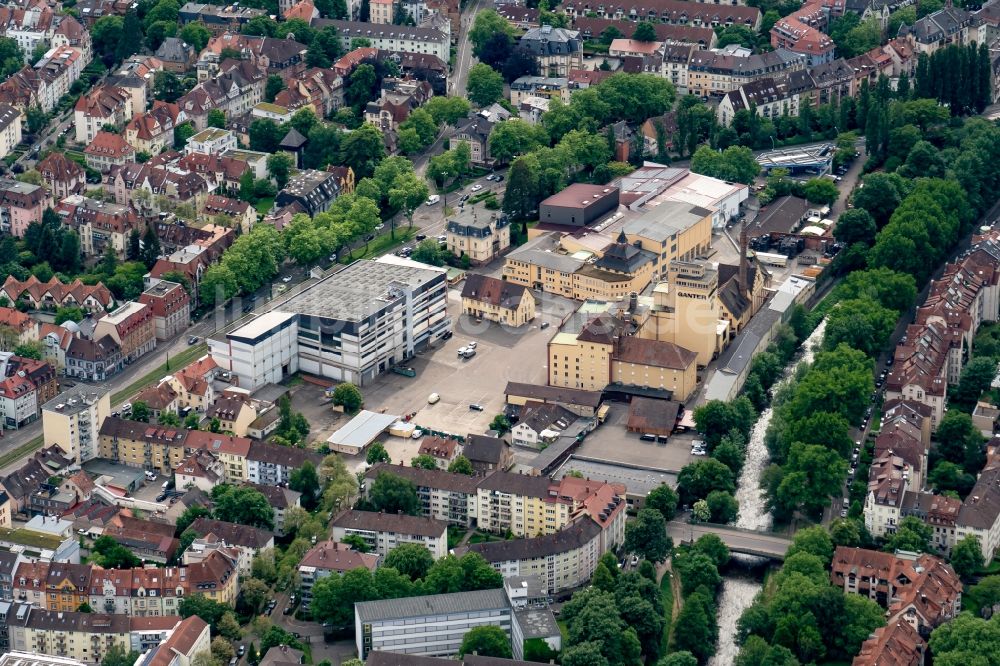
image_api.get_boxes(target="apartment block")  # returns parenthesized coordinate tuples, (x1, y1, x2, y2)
(138, 281, 190, 341)
(298, 540, 379, 611)
(363, 464, 479, 527)
(41, 387, 111, 464)
(331, 510, 448, 559)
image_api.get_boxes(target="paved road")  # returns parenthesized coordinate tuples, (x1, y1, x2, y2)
(451, 0, 486, 99)
(667, 520, 791, 559)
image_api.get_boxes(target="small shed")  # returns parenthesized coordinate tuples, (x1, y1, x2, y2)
(278, 128, 308, 167)
(326, 410, 399, 455)
(625, 397, 680, 437)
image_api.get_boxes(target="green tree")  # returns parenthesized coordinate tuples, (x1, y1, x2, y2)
(706, 490, 739, 524)
(673, 590, 717, 663)
(488, 119, 548, 165)
(289, 461, 321, 510)
(830, 518, 862, 547)
(715, 24, 756, 48)
(55, 306, 85, 324)
(179, 595, 230, 630)
(91, 535, 143, 569)
(130, 401, 150, 423)
(677, 458, 735, 505)
(469, 9, 518, 60)
(833, 208, 877, 246)
(266, 152, 295, 189)
(966, 575, 1000, 618)
(928, 612, 1000, 666)
(884, 516, 933, 553)
(199, 264, 238, 307)
(340, 123, 385, 179)
(502, 155, 540, 220)
(447, 455, 474, 475)
(383, 543, 434, 581)
(90, 16, 123, 63)
(801, 178, 840, 205)
(206, 109, 226, 129)
(693, 397, 756, 447)
(459, 625, 512, 658)
(951, 534, 985, 579)
(786, 526, 834, 565)
(691, 144, 760, 184)
(424, 96, 471, 126)
(366, 442, 391, 465)
(101, 645, 139, 666)
(152, 71, 186, 103)
(624, 507, 672, 562)
(952, 356, 999, 410)
(673, 550, 722, 596)
(265, 74, 285, 103)
(632, 21, 657, 41)
(211, 485, 275, 529)
(823, 298, 898, 358)
(410, 454, 438, 469)
(12, 341, 43, 360)
(645, 484, 678, 522)
(368, 472, 421, 515)
(332, 382, 363, 413)
(467, 63, 504, 107)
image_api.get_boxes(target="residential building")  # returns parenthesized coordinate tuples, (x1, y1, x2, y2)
(185, 128, 238, 156)
(831, 547, 962, 635)
(370, 0, 393, 23)
(461, 275, 535, 327)
(687, 47, 806, 98)
(245, 483, 301, 535)
(511, 402, 576, 449)
(475, 473, 626, 540)
(314, 19, 450, 61)
(0, 308, 37, 347)
(40, 386, 110, 464)
(518, 25, 583, 77)
(562, 0, 762, 28)
(36, 152, 84, 200)
(132, 617, 210, 666)
(0, 276, 113, 313)
(155, 38, 197, 73)
(417, 436, 460, 469)
(462, 435, 513, 475)
(138, 281, 190, 341)
(450, 105, 512, 166)
(178, 3, 266, 34)
(103, 516, 179, 564)
(446, 215, 511, 264)
(363, 463, 479, 527)
(718, 76, 805, 126)
(96, 418, 189, 475)
(0, 375, 36, 430)
(298, 540, 379, 611)
(355, 588, 511, 659)
(461, 516, 610, 593)
(770, 1, 835, 65)
(92, 302, 155, 364)
(6, 607, 180, 664)
(176, 60, 266, 130)
(900, 5, 984, 56)
(84, 132, 135, 173)
(508, 76, 569, 106)
(74, 86, 132, 144)
(64, 336, 122, 383)
(211, 259, 451, 388)
(205, 394, 256, 438)
(0, 104, 20, 161)
(364, 77, 433, 134)
(274, 169, 340, 216)
(852, 621, 926, 666)
(272, 67, 344, 118)
(203, 195, 255, 234)
(186, 518, 274, 576)
(173, 451, 224, 492)
(246, 440, 323, 486)
(0, 180, 49, 239)
(331, 510, 449, 559)
(124, 103, 180, 156)
(56, 196, 140, 259)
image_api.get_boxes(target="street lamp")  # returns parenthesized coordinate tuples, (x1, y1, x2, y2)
(441, 170, 449, 220)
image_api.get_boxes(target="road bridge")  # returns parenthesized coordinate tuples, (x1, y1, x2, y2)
(667, 521, 792, 561)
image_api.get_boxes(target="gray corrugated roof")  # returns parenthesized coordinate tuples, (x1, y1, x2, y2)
(355, 588, 509, 622)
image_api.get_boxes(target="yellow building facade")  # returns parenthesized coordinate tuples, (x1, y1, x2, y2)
(460, 274, 536, 327)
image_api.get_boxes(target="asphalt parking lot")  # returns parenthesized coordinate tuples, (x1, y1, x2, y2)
(361, 292, 554, 438)
(572, 402, 698, 473)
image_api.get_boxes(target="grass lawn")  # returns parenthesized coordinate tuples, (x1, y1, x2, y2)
(467, 531, 503, 545)
(978, 557, 1000, 575)
(447, 525, 465, 550)
(0, 526, 64, 550)
(660, 568, 675, 653)
(0, 435, 43, 471)
(254, 197, 274, 216)
(342, 227, 417, 263)
(111, 343, 208, 404)
(557, 620, 569, 641)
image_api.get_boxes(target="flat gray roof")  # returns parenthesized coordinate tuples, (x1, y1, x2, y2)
(507, 234, 585, 274)
(513, 607, 560, 640)
(554, 457, 677, 496)
(355, 588, 509, 623)
(326, 410, 399, 449)
(281, 259, 442, 322)
(42, 386, 110, 416)
(624, 200, 713, 242)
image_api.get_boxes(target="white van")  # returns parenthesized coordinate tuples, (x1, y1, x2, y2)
(145, 471, 157, 482)
(426, 195, 441, 206)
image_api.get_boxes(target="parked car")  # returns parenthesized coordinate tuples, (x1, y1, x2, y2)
(467, 341, 477, 349)
(121, 403, 132, 413)
(540, 322, 550, 329)
(471, 184, 483, 192)
(187, 336, 198, 345)
(415, 234, 426, 241)
(494, 174, 504, 182)
(282, 276, 292, 283)
(469, 403, 484, 411)
(411, 429, 423, 439)
(426, 195, 440, 205)
(376, 223, 385, 230)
